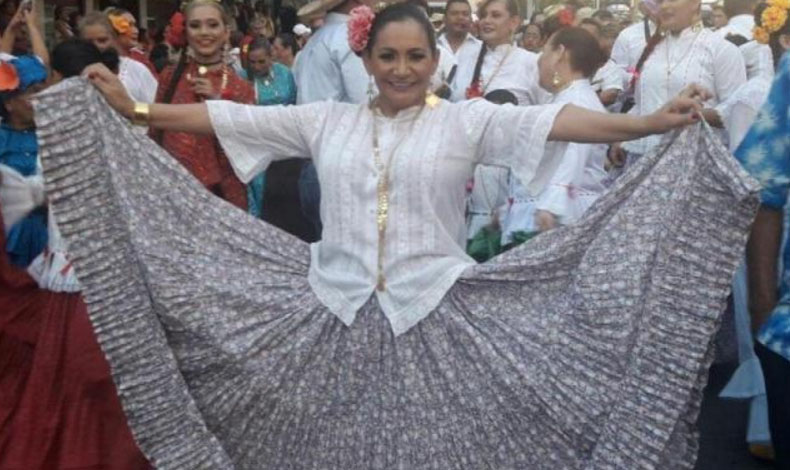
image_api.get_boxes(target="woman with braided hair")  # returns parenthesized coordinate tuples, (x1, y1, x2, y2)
(153, 0, 253, 211)
(607, 0, 747, 173)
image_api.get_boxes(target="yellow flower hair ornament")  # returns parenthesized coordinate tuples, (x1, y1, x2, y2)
(754, 0, 790, 43)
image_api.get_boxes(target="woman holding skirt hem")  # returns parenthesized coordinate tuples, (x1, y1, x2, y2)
(35, 2, 757, 468)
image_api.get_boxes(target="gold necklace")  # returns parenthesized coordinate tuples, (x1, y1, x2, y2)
(480, 44, 513, 95)
(664, 24, 704, 96)
(370, 101, 425, 291)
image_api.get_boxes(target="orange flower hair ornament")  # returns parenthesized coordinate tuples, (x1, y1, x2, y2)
(109, 14, 132, 36)
(0, 62, 19, 91)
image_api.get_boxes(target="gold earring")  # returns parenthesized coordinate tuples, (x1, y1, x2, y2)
(367, 75, 375, 106)
(425, 90, 440, 108)
(552, 71, 562, 89)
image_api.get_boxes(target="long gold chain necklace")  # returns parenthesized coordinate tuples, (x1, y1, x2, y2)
(664, 24, 703, 96)
(371, 101, 425, 291)
(480, 45, 513, 96)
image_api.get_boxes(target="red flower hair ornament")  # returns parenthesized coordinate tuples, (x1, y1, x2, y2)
(166, 11, 187, 49)
(348, 5, 375, 55)
(557, 8, 574, 26)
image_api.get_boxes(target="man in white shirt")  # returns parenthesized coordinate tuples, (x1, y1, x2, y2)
(293, 0, 373, 105)
(437, 0, 481, 59)
(716, 0, 774, 81)
(292, 0, 374, 240)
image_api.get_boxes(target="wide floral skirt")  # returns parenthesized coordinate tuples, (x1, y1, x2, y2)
(34, 80, 760, 470)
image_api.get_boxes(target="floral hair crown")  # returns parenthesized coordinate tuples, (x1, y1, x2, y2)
(754, 0, 790, 44)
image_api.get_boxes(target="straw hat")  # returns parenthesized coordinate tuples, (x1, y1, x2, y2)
(297, 0, 345, 20)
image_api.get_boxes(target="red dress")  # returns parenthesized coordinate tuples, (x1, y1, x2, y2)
(155, 62, 254, 210)
(0, 207, 150, 469)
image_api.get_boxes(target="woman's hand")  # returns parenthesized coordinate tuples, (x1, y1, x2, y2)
(678, 83, 712, 102)
(5, 3, 25, 32)
(188, 76, 219, 100)
(22, 5, 37, 30)
(535, 210, 557, 232)
(644, 96, 705, 134)
(606, 143, 626, 170)
(83, 63, 135, 119)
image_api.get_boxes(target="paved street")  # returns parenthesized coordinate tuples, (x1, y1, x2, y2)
(695, 362, 775, 470)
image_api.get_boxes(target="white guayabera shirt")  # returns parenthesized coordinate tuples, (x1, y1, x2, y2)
(292, 12, 370, 105)
(207, 99, 565, 335)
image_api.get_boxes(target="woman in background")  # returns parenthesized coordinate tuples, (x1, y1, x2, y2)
(154, 0, 253, 210)
(501, 27, 609, 244)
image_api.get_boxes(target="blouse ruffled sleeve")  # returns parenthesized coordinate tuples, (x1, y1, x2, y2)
(207, 100, 331, 184)
(463, 99, 567, 197)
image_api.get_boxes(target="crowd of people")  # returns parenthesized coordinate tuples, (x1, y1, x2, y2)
(0, 0, 788, 467)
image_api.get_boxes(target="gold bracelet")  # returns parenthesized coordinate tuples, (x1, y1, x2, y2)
(131, 102, 150, 126)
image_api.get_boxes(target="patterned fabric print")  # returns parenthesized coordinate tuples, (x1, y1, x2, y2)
(155, 63, 254, 210)
(734, 52, 790, 361)
(34, 80, 759, 470)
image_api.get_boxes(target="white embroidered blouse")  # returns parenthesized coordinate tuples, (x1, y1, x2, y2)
(208, 99, 564, 335)
(624, 27, 746, 155)
(450, 44, 547, 105)
(118, 57, 158, 105)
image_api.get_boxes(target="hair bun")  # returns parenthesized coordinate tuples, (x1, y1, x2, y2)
(100, 47, 121, 72)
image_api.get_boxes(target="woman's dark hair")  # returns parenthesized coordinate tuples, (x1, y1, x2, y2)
(631, 25, 664, 89)
(445, 0, 472, 11)
(245, 36, 273, 79)
(547, 26, 607, 78)
(542, 13, 568, 38)
(592, 9, 614, 22)
(54, 5, 68, 20)
(364, 3, 437, 56)
(525, 22, 544, 38)
(478, 0, 520, 18)
(578, 17, 602, 36)
(275, 32, 299, 56)
(52, 38, 120, 77)
(68, 10, 82, 30)
(755, 1, 790, 68)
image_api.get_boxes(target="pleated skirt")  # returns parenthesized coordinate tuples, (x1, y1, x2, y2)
(33, 79, 760, 470)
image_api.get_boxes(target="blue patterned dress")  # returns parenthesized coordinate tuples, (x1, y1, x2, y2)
(735, 52, 790, 361)
(0, 124, 46, 267)
(240, 63, 297, 218)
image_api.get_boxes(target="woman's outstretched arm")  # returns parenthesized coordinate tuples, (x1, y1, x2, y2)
(84, 63, 214, 134)
(549, 85, 710, 143)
